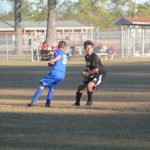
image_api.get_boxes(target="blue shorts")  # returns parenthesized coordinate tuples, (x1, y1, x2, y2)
(40, 69, 65, 88)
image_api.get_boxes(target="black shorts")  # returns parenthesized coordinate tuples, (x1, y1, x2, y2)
(82, 73, 106, 88)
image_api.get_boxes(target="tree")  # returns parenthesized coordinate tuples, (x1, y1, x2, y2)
(21, 0, 35, 20)
(109, 0, 127, 17)
(75, 0, 116, 30)
(29, 1, 47, 21)
(15, 0, 22, 55)
(137, 2, 150, 17)
(2, 0, 150, 32)
(46, 0, 57, 48)
(57, 0, 77, 20)
(128, 0, 137, 17)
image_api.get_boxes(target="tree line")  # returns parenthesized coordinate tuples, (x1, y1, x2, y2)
(0, 0, 58, 53)
(0, 0, 150, 53)
(1, 0, 150, 30)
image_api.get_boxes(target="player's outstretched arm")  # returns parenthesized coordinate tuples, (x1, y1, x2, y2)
(51, 54, 62, 63)
(88, 68, 99, 74)
(48, 54, 62, 67)
(82, 68, 99, 77)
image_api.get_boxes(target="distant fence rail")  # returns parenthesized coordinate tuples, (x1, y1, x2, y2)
(0, 32, 34, 62)
(0, 29, 150, 62)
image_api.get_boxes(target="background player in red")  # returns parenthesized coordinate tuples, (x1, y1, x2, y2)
(41, 41, 49, 52)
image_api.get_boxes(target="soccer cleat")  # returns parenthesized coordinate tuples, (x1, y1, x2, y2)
(72, 103, 80, 107)
(86, 101, 93, 107)
(45, 102, 50, 107)
(27, 102, 36, 107)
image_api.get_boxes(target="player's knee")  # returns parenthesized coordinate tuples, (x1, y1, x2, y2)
(78, 86, 83, 92)
(78, 88, 83, 93)
(39, 83, 44, 89)
(87, 84, 94, 92)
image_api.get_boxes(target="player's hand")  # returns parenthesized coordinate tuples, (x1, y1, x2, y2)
(48, 62, 54, 67)
(50, 59, 55, 63)
(82, 71, 89, 77)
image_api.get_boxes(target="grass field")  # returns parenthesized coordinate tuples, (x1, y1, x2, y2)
(0, 58, 150, 150)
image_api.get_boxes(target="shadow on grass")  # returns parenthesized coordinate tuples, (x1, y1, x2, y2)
(0, 64, 150, 92)
(0, 112, 150, 150)
(0, 61, 150, 150)
(0, 93, 150, 103)
(0, 103, 150, 114)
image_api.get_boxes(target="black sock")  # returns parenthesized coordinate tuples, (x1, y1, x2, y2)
(76, 92, 82, 104)
(87, 91, 93, 102)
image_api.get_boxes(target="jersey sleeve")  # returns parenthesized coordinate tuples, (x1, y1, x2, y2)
(54, 50, 62, 58)
(93, 55, 105, 73)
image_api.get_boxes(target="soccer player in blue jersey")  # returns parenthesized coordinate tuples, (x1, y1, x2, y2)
(27, 41, 68, 107)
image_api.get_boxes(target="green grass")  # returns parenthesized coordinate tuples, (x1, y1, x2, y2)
(0, 58, 150, 150)
(0, 112, 150, 150)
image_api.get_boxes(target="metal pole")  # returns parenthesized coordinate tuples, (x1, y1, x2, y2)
(121, 26, 124, 59)
(37, 47, 39, 62)
(31, 32, 34, 62)
(62, 29, 64, 40)
(81, 28, 83, 44)
(90, 24, 93, 41)
(126, 28, 129, 59)
(133, 29, 135, 56)
(142, 27, 145, 56)
(6, 33, 9, 63)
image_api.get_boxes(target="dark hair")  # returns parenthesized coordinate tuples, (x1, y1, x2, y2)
(58, 41, 67, 49)
(84, 40, 94, 49)
(43, 41, 47, 44)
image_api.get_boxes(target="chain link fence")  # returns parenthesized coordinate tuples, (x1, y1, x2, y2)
(121, 28, 150, 58)
(0, 32, 35, 63)
(55, 31, 122, 59)
(0, 29, 150, 62)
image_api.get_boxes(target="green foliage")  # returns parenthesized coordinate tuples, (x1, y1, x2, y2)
(74, 0, 117, 30)
(57, 0, 77, 20)
(109, 0, 128, 17)
(137, 2, 150, 17)
(21, 0, 36, 20)
(1, 0, 150, 30)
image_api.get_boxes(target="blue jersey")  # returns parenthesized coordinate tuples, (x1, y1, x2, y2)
(40, 49, 67, 88)
(52, 49, 67, 73)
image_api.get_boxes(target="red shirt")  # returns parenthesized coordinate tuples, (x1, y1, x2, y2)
(41, 43, 49, 50)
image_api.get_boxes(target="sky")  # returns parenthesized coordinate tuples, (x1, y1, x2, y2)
(136, 0, 149, 3)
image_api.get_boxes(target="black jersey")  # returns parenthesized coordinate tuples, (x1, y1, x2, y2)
(85, 53, 105, 75)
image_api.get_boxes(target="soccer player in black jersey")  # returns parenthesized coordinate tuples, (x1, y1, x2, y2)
(73, 40, 106, 107)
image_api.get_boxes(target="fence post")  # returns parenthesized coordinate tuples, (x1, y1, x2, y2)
(90, 24, 93, 41)
(142, 28, 145, 56)
(121, 26, 124, 59)
(6, 33, 9, 63)
(132, 29, 136, 56)
(37, 47, 39, 62)
(30, 32, 34, 62)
